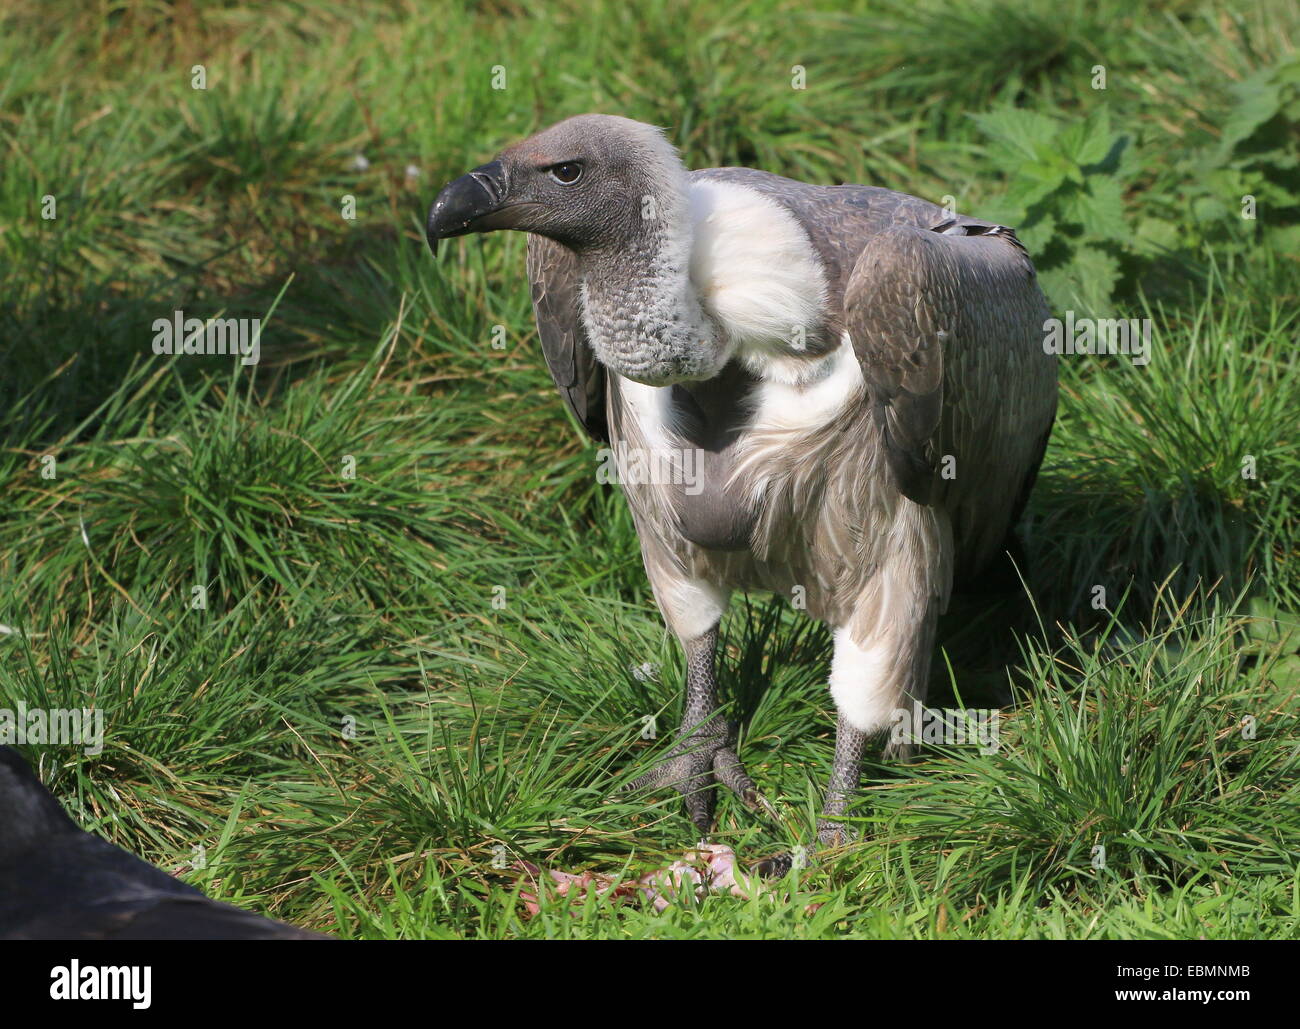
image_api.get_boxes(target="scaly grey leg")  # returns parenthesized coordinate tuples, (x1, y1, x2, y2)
(625, 626, 766, 834)
(816, 712, 869, 845)
(752, 713, 869, 877)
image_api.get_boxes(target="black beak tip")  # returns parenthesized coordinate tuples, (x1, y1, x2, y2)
(425, 160, 507, 258)
(425, 201, 445, 257)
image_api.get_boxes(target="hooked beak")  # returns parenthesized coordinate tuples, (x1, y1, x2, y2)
(425, 160, 515, 255)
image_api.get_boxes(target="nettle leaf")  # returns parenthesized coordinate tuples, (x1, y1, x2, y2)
(1217, 57, 1300, 159)
(1023, 153, 1074, 184)
(1004, 171, 1063, 212)
(1018, 213, 1057, 256)
(974, 105, 1135, 308)
(1204, 165, 1251, 197)
(1236, 147, 1300, 176)
(1264, 150, 1299, 171)
(1038, 245, 1120, 315)
(1220, 75, 1282, 155)
(1246, 597, 1300, 653)
(973, 196, 1025, 227)
(1058, 107, 1114, 167)
(1073, 246, 1121, 307)
(1268, 655, 1300, 691)
(1192, 194, 1232, 223)
(1132, 217, 1180, 257)
(1263, 223, 1300, 252)
(970, 107, 1060, 162)
(1073, 177, 1129, 241)
(1253, 179, 1300, 208)
(1083, 133, 1136, 180)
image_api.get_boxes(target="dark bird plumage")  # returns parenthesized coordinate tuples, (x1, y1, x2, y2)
(0, 747, 326, 940)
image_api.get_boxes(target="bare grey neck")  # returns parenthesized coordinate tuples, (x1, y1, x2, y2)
(576, 182, 730, 386)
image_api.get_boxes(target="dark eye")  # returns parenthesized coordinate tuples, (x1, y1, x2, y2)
(549, 162, 583, 185)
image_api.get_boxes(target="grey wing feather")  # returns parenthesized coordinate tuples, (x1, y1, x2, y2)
(845, 222, 1057, 565)
(526, 235, 608, 443)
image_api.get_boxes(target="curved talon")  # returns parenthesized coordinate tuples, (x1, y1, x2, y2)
(751, 852, 794, 879)
(711, 744, 753, 796)
(712, 746, 778, 819)
(750, 790, 781, 822)
(624, 733, 769, 834)
(750, 818, 860, 879)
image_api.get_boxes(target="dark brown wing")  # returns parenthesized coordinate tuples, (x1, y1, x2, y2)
(526, 235, 608, 443)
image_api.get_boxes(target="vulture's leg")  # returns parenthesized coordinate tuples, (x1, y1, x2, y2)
(754, 598, 939, 877)
(625, 624, 767, 835)
(815, 712, 871, 846)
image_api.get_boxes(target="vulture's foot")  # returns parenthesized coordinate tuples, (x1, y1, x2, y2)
(625, 723, 770, 835)
(750, 712, 869, 876)
(750, 821, 857, 879)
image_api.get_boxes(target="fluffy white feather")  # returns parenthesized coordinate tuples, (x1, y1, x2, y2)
(828, 628, 900, 734)
(687, 180, 829, 383)
(746, 330, 864, 434)
(618, 376, 681, 450)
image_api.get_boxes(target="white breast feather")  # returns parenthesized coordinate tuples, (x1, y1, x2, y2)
(621, 183, 861, 501)
(687, 180, 829, 373)
(748, 331, 865, 433)
(619, 376, 679, 450)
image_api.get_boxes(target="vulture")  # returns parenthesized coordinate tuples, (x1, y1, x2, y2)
(427, 115, 1057, 870)
(0, 747, 325, 939)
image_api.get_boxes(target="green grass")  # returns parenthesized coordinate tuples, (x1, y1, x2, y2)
(1, 0, 1297, 939)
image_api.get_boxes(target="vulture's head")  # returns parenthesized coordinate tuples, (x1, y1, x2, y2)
(426, 114, 688, 256)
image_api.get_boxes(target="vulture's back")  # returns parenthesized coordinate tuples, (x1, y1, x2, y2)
(692, 167, 1058, 583)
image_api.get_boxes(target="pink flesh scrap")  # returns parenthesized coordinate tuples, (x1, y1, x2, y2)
(515, 843, 754, 915)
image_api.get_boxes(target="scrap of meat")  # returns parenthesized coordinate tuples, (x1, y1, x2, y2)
(515, 844, 752, 915)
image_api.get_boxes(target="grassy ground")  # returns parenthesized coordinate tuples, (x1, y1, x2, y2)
(1, 0, 1298, 939)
